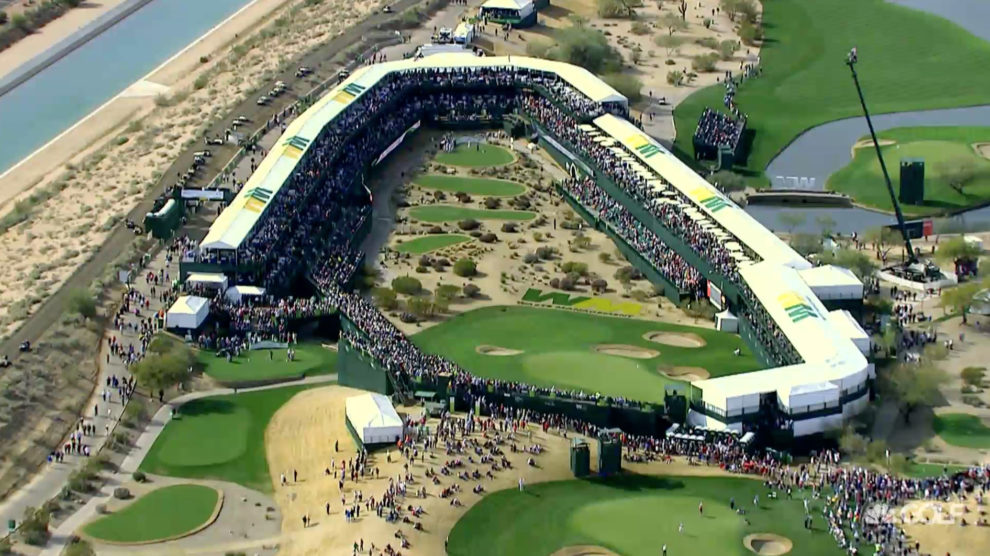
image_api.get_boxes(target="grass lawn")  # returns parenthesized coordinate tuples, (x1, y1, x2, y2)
(448, 475, 842, 556)
(198, 342, 337, 384)
(409, 205, 536, 223)
(82, 484, 218, 544)
(435, 143, 515, 167)
(827, 127, 990, 215)
(673, 0, 990, 185)
(394, 234, 473, 254)
(139, 384, 315, 492)
(933, 413, 990, 449)
(902, 461, 970, 479)
(411, 306, 758, 404)
(415, 174, 525, 196)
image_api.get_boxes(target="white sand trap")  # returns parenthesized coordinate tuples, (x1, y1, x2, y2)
(551, 546, 620, 556)
(659, 366, 711, 382)
(476, 344, 524, 356)
(594, 344, 659, 359)
(744, 534, 793, 556)
(643, 331, 706, 348)
(973, 142, 990, 160)
(851, 138, 896, 158)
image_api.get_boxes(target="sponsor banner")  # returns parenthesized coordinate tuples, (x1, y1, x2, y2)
(181, 189, 226, 200)
(374, 121, 421, 166)
(520, 288, 642, 316)
(707, 281, 724, 310)
(778, 291, 821, 323)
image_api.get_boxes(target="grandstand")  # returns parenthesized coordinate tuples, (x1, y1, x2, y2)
(184, 53, 872, 440)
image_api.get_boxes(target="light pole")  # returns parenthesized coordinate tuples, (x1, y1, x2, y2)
(845, 48, 917, 264)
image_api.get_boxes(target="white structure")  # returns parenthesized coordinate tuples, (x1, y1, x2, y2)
(453, 22, 475, 44)
(715, 310, 738, 333)
(799, 265, 863, 302)
(186, 272, 228, 291)
(166, 296, 209, 330)
(346, 393, 403, 445)
(225, 285, 266, 304)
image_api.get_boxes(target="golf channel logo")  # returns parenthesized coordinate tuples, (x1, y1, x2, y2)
(864, 501, 968, 526)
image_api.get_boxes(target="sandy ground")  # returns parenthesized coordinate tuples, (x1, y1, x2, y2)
(370, 130, 720, 337)
(594, 344, 660, 359)
(265, 384, 740, 556)
(475, 345, 524, 356)
(0, 0, 131, 81)
(0, 0, 380, 338)
(742, 533, 793, 556)
(972, 142, 990, 160)
(898, 497, 990, 556)
(660, 366, 710, 382)
(550, 546, 620, 556)
(644, 331, 706, 348)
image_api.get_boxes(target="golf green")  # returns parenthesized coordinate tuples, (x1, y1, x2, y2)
(415, 175, 526, 196)
(673, 0, 990, 186)
(411, 306, 758, 404)
(409, 205, 536, 223)
(82, 484, 219, 544)
(394, 234, 473, 254)
(828, 127, 990, 215)
(448, 475, 842, 556)
(436, 143, 515, 167)
(933, 413, 990, 449)
(139, 384, 315, 492)
(903, 461, 969, 479)
(198, 342, 337, 384)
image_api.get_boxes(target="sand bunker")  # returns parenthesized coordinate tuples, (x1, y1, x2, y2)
(659, 366, 711, 382)
(851, 138, 896, 158)
(643, 331, 706, 348)
(476, 345, 524, 356)
(551, 546, 620, 556)
(594, 344, 659, 359)
(973, 142, 990, 160)
(744, 534, 793, 556)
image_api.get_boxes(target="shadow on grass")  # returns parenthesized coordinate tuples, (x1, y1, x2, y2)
(177, 398, 240, 417)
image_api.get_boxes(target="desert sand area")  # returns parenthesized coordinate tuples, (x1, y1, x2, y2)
(0, 0, 132, 81)
(0, 0, 381, 339)
(898, 498, 990, 556)
(265, 384, 740, 556)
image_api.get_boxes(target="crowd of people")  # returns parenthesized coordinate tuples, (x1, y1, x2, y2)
(692, 107, 745, 160)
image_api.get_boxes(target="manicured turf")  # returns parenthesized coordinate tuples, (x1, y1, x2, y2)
(903, 462, 969, 479)
(394, 234, 473, 254)
(435, 143, 515, 167)
(933, 413, 990, 449)
(415, 174, 526, 196)
(198, 342, 337, 384)
(448, 475, 842, 556)
(411, 306, 758, 404)
(409, 205, 536, 223)
(673, 0, 990, 185)
(139, 384, 314, 492)
(82, 484, 218, 544)
(828, 127, 990, 215)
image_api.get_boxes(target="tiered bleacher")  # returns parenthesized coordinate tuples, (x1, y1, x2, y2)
(692, 107, 745, 161)
(184, 54, 870, 438)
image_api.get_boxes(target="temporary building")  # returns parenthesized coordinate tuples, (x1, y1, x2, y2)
(798, 265, 863, 301)
(345, 393, 403, 445)
(715, 310, 738, 333)
(166, 296, 209, 330)
(186, 272, 228, 291)
(225, 285, 266, 304)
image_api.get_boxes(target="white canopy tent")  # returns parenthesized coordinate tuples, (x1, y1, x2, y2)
(186, 272, 229, 291)
(798, 265, 863, 301)
(166, 296, 209, 330)
(225, 285, 266, 304)
(346, 393, 403, 445)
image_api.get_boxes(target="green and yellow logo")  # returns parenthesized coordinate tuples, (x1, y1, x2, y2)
(332, 83, 366, 104)
(282, 135, 311, 159)
(778, 291, 820, 323)
(626, 134, 663, 158)
(521, 288, 642, 316)
(688, 187, 731, 213)
(242, 187, 274, 213)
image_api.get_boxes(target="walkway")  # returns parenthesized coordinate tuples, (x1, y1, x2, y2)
(41, 373, 338, 555)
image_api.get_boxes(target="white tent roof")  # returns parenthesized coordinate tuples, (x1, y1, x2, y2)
(345, 393, 402, 430)
(186, 272, 228, 288)
(168, 295, 209, 316)
(593, 114, 811, 270)
(201, 55, 626, 252)
(799, 265, 863, 300)
(482, 0, 530, 9)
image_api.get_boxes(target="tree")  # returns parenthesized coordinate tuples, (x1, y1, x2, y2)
(863, 226, 901, 262)
(0, 11, 8, 25)
(436, 284, 460, 301)
(935, 236, 982, 266)
(659, 13, 687, 36)
(777, 211, 806, 234)
(938, 279, 986, 323)
(131, 344, 193, 393)
(372, 287, 399, 310)
(545, 23, 623, 74)
(838, 425, 867, 457)
(666, 70, 684, 86)
(654, 35, 685, 56)
(819, 249, 878, 280)
(815, 215, 837, 238)
(678, 0, 687, 20)
(391, 276, 422, 295)
(935, 157, 978, 195)
(602, 73, 643, 103)
(738, 20, 763, 45)
(789, 233, 822, 257)
(720, 0, 757, 23)
(707, 170, 746, 192)
(691, 53, 720, 72)
(596, 0, 633, 19)
(66, 287, 97, 319)
(405, 296, 436, 320)
(717, 40, 738, 61)
(19, 506, 50, 546)
(453, 258, 477, 277)
(887, 361, 948, 423)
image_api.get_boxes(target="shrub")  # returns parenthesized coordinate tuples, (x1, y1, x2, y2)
(718, 39, 739, 61)
(469, 231, 482, 238)
(692, 53, 720, 72)
(560, 273, 580, 291)
(19, 507, 50, 546)
(549, 278, 561, 289)
(523, 253, 539, 264)
(479, 232, 497, 243)
(432, 259, 446, 272)
(65, 539, 96, 556)
(696, 37, 718, 50)
(132, 471, 147, 483)
(391, 276, 422, 295)
(193, 74, 209, 90)
(592, 278, 608, 292)
(483, 197, 500, 209)
(199, 55, 210, 63)
(458, 219, 480, 231)
(113, 487, 131, 500)
(666, 70, 684, 86)
(561, 261, 589, 276)
(596, 0, 631, 19)
(536, 246, 556, 260)
(373, 287, 399, 310)
(0, 11, 7, 26)
(463, 283, 480, 298)
(614, 265, 642, 282)
(429, 226, 443, 234)
(501, 222, 518, 233)
(602, 73, 643, 103)
(453, 258, 477, 277)
(418, 255, 432, 267)
(598, 252, 612, 264)
(121, 398, 147, 428)
(630, 21, 651, 35)
(532, 231, 544, 242)
(962, 366, 987, 386)
(11, 13, 31, 33)
(739, 21, 763, 45)
(436, 284, 460, 301)
(66, 287, 96, 319)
